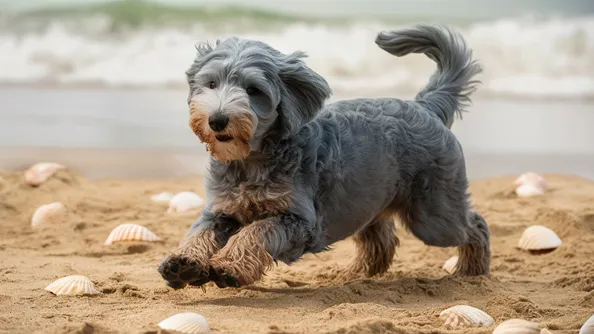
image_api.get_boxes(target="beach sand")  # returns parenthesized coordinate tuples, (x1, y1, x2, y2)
(0, 169, 593, 333)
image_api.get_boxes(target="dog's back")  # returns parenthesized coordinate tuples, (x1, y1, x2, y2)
(309, 25, 486, 255)
(303, 25, 489, 278)
(374, 24, 482, 128)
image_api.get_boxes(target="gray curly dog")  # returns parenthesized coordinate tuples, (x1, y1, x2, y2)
(158, 24, 491, 289)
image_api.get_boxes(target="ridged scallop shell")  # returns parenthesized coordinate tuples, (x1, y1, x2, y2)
(580, 314, 594, 334)
(24, 162, 66, 186)
(45, 275, 101, 296)
(518, 225, 562, 251)
(492, 319, 541, 334)
(158, 312, 210, 333)
(31, 202, 68, 227)
(442, 256, 459, 274)
(104, 223, 161, 245)
(167, 191, 204, 214)
(439, 305, 494, 329)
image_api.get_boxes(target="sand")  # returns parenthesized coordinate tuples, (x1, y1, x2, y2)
(0, 168, 593, 334)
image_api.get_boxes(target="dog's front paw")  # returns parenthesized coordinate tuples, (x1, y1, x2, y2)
(157, 255, 211, 289)
(209, 265, 242, 288)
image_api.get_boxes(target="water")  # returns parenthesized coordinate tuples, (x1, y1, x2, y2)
(0, 1, 592, 180)
(0, 88, 592, 180)
(0, 1, 593, 99)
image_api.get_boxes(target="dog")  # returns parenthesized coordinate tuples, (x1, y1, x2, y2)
(157, 24, 490, 289)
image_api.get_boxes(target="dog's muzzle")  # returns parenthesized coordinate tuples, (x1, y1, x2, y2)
(207, 113, 234, 142)
(189, 106, 255, 162)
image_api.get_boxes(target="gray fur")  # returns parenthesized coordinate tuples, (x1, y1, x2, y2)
(158, 24, 490, 289)
(375, 24, 482, 128)
(186, 36, 332, 144)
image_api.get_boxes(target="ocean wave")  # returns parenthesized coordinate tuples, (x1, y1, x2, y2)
(0, 2, 593, 99)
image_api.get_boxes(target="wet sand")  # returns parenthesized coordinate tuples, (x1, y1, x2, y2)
(1, 87, 593, 180)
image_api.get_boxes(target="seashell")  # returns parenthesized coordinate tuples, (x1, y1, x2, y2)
(442, 255, 459, 274)
(167, 191, 204, 215)
(104, 223, 161, 245)
(158, 312, 210, 333)
(514, 172, 548, 190)
(514, 172, 547, 197)
(24, 162, 66, 186)
(151, 191, 175, 203)
(439, 305, 494, 329)
(31, 202, 68, 227)
(518, 225, 562, 252)
(580, 314, 594, 334)
(45, 275, 101, 296)
(515, 184, 546, 197)
(492, 319, 541, 334)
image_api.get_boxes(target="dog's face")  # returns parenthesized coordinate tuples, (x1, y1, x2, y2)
(186, 37, 332, 162)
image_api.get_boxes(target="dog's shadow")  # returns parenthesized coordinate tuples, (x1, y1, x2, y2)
(176, 274, 496, 310)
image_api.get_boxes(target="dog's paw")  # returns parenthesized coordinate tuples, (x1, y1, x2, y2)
(157, 255, 211, 289)
(208, 265, 242, 288)
(210, 261, 253, 288)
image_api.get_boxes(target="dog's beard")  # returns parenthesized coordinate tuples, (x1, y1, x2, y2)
(189, 107, 254, 163)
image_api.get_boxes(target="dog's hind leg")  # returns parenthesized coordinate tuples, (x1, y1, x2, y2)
(454, 210, 490, 276)
(397, 167, 491, 276)
(348, 212, 399, 277)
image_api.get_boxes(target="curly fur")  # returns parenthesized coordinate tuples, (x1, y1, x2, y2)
(158, 24, 491, 289)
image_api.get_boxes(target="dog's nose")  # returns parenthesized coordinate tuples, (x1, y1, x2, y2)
(208, 114, 229, 132)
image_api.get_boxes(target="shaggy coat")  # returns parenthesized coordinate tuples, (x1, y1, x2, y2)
(158, 24, 491, 289)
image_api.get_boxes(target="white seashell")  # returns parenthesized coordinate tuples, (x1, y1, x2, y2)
(514, 172, 548, 190)
(45, 275, 101, 296)
(151, 191, 175, 203)
(24, 162, 66, 186)
(31, 202, 68, 227)
(580, 314, 594, 334)
(518, 225, 562, 251)
(492, 319, 541, 334)
(439, 305, 494, 329)
(158, 312, 210, 333)
(514, 172, 547, 197)
(167, 191, 204, 215)
(515, 184, 546, 197)
(104, 223, 161, 245)
(442, 256, 459, 274)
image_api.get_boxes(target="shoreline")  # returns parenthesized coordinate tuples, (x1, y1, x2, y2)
(1, 87, 593, 181)
(1, 147, 593, 181)
(0, 84, 592, 103)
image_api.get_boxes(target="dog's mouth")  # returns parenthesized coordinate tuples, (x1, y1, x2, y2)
(215, 134, 233, 142)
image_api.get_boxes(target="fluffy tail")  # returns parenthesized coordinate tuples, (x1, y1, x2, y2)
(375, 24, 482, 128)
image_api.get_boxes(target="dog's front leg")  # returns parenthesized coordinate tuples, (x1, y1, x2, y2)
(209, 212, 317, 288)
(157, 210, 241, 289)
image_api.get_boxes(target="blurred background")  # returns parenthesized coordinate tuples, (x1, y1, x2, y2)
(0, 0, 593, 179)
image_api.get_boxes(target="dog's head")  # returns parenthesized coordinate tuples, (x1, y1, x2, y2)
(186, 37, 332, 162)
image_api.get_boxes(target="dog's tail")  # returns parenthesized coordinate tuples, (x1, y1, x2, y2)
(375, 24, 482, 128)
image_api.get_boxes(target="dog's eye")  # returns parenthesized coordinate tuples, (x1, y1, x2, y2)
(246, 87, 259, 96)
(208, 81, 217, 89)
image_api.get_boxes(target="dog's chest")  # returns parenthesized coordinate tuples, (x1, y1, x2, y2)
(210, 180, 292, 224)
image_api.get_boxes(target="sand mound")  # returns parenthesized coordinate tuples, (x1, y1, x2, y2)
(0, 171, 593, 333)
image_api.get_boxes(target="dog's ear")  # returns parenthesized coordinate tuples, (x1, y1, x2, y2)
(186, 40, 219, 78)
(277, 51, 332, 136)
